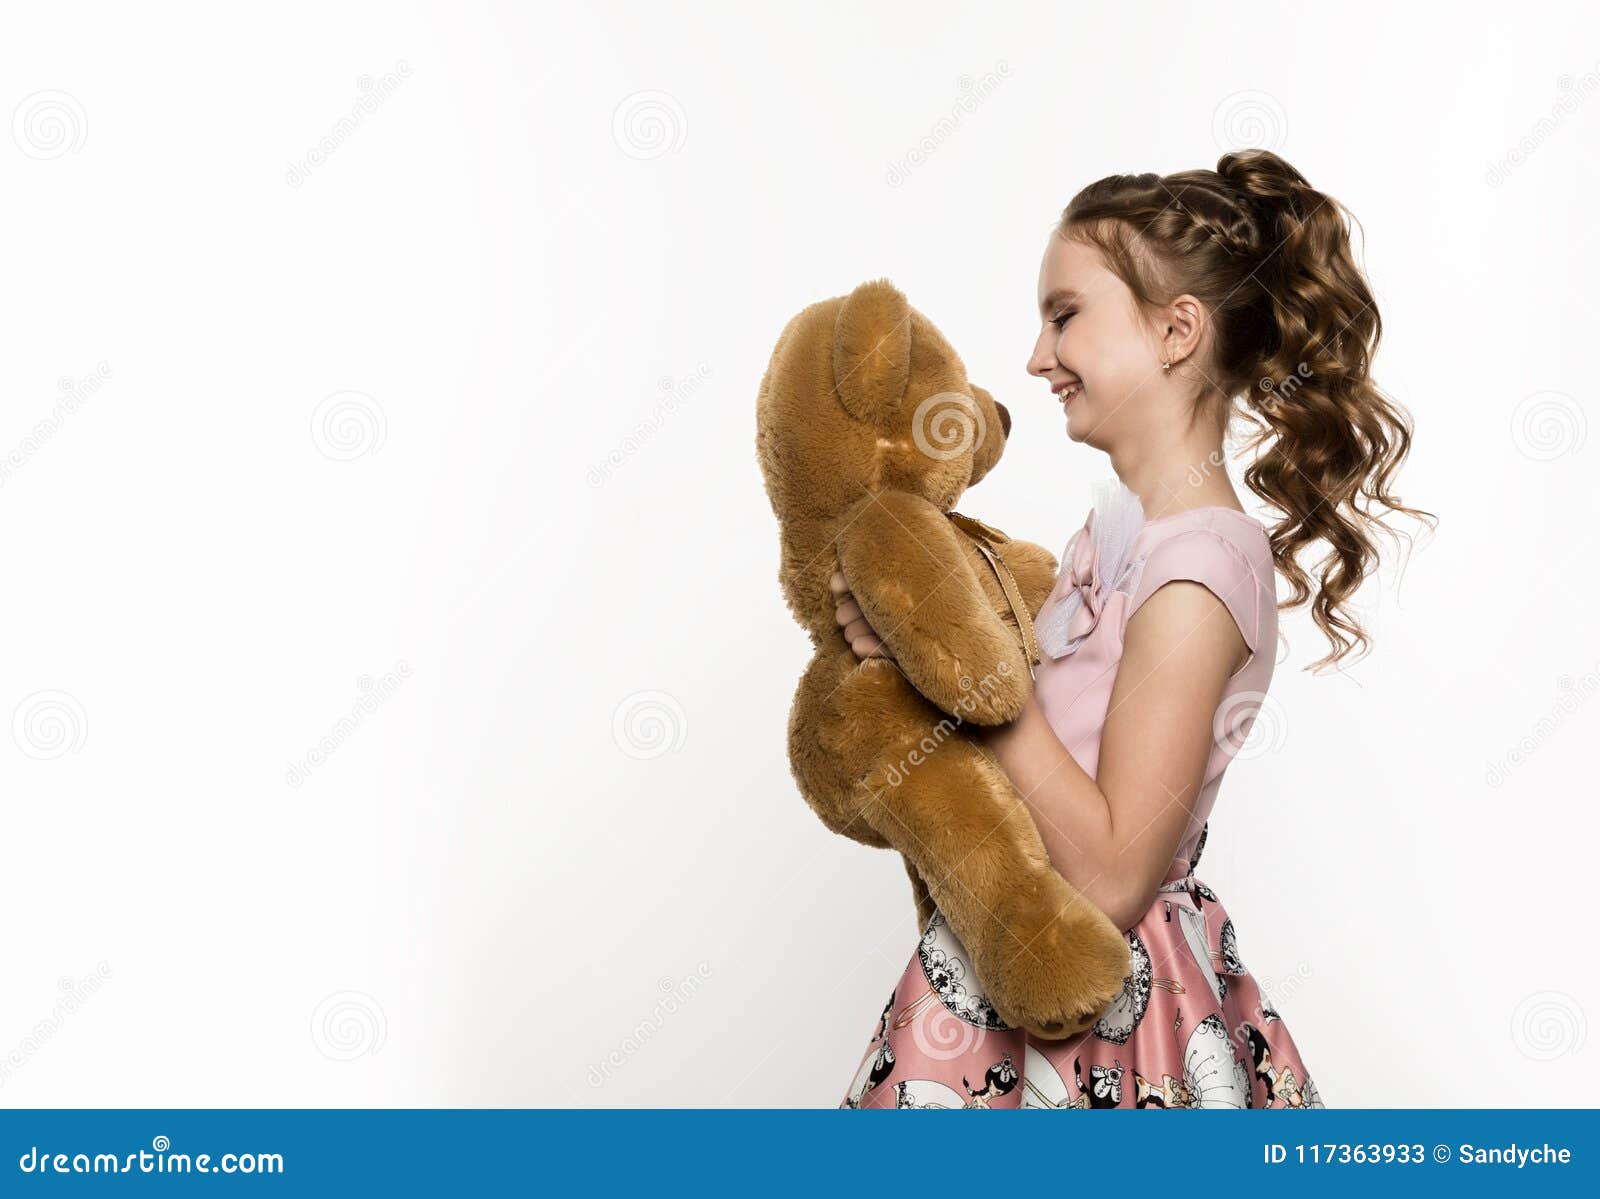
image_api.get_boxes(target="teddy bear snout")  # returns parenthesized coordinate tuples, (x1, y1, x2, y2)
(995, 401, 1012, 438)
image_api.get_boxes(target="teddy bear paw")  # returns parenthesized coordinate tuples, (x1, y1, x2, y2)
(975, 893, 1132, 1041)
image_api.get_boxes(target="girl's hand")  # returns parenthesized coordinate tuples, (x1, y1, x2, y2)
(829, 570, 894, 661)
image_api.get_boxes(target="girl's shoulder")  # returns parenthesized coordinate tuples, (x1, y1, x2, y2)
(1124, 506, 1277, 665)
(1037, 480, 1278, 673)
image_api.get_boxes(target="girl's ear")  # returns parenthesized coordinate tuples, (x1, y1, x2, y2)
(832, 277, 910, 423)
(1161, 293, 1207, 364)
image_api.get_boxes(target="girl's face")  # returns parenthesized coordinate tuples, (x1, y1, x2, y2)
(1028, 233, 1166, 450)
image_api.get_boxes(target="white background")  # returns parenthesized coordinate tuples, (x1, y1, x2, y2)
(1, 0, 1594, 1108)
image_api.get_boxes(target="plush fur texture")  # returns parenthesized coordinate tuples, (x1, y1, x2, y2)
(755, 278, 1130, 1039)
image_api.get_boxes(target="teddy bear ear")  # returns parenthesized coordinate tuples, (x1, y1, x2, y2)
(831, 278, 911, 422)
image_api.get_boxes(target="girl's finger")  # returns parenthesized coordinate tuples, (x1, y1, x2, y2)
(828, 570, 850, 596)
(834, 598, 863, 626)
(843, 617, 877, 642)
(852, 635, 888, 659)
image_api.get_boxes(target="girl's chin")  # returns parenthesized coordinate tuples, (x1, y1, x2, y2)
(1063, 402, 1105, 446)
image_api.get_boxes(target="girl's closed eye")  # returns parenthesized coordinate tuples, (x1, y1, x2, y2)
(1052, 309, 1076, 327)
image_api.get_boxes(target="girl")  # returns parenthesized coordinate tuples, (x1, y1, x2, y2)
(833, 149, 1432, 1110)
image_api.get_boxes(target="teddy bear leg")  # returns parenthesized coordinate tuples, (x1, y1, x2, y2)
(903, 855, 936, 932)
(786, 649, 894, 848)
(859, 741, 1132, 1041)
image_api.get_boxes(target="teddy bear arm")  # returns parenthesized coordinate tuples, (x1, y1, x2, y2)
(837, 497, 1031, 723)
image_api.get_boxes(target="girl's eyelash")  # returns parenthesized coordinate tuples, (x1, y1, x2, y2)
(1052, 310, 1075, 326)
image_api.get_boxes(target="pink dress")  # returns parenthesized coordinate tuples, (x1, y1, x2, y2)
(840, 482, 1325, 1110)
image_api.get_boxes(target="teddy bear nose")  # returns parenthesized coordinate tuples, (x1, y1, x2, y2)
(996, 401, 1012, 437)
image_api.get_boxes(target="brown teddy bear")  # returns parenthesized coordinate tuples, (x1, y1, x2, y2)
(755, 277, 1130, 1039)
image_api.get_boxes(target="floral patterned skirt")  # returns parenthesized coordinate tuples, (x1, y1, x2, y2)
(840, 864, 1324, 1110)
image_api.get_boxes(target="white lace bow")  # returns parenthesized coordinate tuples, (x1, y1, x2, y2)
(1035, 479, 1147, 660)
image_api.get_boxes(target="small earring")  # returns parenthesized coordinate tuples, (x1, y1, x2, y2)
(1161, 360, 1171, 372)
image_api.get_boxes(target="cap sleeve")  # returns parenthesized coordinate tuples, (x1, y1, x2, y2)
(1124, 528, 1264, 660)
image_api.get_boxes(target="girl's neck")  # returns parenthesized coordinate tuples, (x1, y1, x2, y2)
(1107, 438, 1243, 523)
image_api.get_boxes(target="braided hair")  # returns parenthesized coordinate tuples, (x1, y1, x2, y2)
(1057, 149, 1435, 671)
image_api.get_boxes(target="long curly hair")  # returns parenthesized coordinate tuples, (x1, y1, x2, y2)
(1059, 148, 1435, 672)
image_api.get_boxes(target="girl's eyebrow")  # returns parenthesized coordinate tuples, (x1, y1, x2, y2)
(1038, 287, 1081, 316)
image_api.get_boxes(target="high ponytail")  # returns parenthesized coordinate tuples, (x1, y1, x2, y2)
(1059, 148, 1435, 672)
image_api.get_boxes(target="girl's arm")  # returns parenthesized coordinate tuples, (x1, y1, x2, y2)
(976, 579, 1247, 930)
